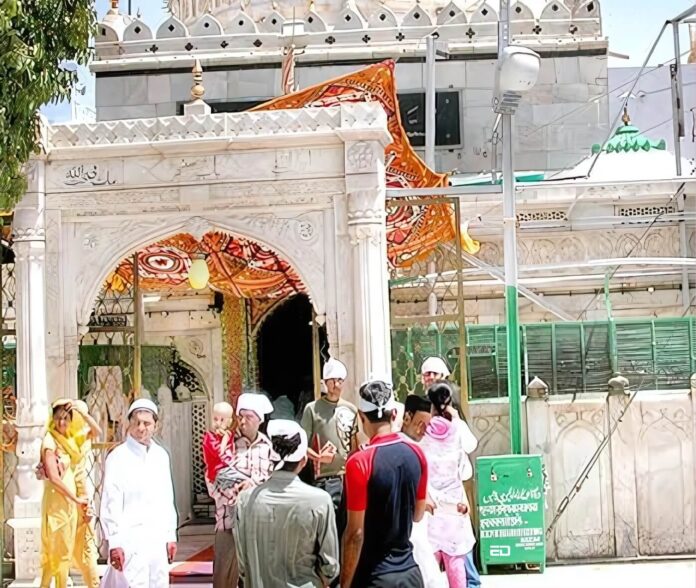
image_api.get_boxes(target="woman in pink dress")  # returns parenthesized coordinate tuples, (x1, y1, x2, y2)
(420, 381, 477, 588)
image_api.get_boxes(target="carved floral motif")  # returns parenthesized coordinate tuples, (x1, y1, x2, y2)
(346, 141, 376, 173)
(477, 228, 680, 267)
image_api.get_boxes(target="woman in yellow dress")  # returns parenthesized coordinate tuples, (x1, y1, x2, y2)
(39, 399, 101, 588)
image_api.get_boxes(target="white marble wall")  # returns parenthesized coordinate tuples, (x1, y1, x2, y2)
(95, 53, 608, 173)
(471, 387, 696, 561)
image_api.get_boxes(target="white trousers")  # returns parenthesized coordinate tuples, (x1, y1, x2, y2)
(101, 540, 169, 588)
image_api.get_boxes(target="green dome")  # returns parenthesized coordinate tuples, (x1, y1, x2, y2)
(592, 111, 667, 155)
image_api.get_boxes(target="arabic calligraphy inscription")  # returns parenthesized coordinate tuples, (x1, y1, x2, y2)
(62, 163, 119, 187)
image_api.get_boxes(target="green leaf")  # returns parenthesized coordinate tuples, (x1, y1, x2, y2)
(0, 0, 95, 209)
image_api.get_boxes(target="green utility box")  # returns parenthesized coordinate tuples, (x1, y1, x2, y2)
(476, 454, 546, 573)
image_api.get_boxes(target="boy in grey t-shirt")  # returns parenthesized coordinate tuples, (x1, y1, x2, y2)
(301, 357, 358, 539)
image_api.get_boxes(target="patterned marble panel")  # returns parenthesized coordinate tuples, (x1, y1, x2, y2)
(548, 403, 615, 559)
(635, 395, 695, 556)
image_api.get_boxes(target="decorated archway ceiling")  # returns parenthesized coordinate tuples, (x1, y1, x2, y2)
(251, 59, 480, 267)
(106, 231, 305, 299)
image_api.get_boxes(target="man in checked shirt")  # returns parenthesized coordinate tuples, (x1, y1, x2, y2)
(207, 393, 275, 588)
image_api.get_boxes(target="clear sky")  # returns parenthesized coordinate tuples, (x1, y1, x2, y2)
(41, 0, 695, 122)
(603, 0, 693, 67)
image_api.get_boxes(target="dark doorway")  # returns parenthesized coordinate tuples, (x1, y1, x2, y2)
(257, 294, 326, 417)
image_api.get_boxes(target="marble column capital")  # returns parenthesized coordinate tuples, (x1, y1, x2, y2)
(348, 222, 383, 246)
(346, 187, 386, 227)
(12, 190, 46, 244)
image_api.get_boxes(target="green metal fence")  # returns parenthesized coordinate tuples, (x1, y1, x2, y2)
(391, 317, 696, 399)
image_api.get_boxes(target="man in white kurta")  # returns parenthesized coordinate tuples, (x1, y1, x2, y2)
(100, 399, 178, 588)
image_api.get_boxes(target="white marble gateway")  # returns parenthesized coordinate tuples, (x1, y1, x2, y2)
(9, 102, 392, 585)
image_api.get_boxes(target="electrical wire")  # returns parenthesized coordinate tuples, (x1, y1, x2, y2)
(584, 21, 669, 179)
(520, 49, 691, 141)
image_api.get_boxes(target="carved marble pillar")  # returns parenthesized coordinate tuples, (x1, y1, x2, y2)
(347, 187, 391, 385)
(9, 160, 49, 586)
(342, 134, 391, 388)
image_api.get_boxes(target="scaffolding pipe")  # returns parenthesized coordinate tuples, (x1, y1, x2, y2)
(425, 35, 436, 169)
(311, 308, 321, 401)
(671, 23, 685, 176)
(133, 252, 142, 398)
(670, 4, 696, 24)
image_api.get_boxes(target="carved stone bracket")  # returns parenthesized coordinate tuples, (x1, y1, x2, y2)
(347, 188, 385, 226)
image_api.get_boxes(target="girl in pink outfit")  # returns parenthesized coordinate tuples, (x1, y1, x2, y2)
(420, 381, 477, 588)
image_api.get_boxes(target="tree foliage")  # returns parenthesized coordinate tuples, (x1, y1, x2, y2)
(0, 0, 95, 209)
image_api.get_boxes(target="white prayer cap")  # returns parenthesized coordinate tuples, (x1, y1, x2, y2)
(267, 419, 308, 463)
(323, 357, 347, 381)
(127, 398, 158, 418)
(421, 356, 451, 377)
(358, 379, 397, 418)
(236, 393, 274, 420)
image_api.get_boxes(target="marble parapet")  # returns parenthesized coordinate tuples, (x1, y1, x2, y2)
(94, 0, 603, 66)
(43, 103, 390, 155)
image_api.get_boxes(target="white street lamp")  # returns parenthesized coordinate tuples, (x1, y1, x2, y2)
(495, 0, 540, 454)
(493, 46, 541, 115)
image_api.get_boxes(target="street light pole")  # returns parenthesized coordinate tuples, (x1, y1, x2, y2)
(499, 0, 523, 454)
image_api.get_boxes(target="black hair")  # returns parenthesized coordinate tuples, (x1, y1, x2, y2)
(52, 404, 73, 419)
(271, 433, 303, 471)
(404, 394, 431, 417)
(359, 380, 394, 423)
(427, 380, 454, 419)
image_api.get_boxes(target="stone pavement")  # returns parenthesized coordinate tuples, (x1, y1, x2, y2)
(169, 560, 696, 587)
(483, 560, 695, 588)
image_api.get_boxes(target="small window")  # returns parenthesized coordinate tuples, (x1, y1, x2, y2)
(398, 91, 461, 148)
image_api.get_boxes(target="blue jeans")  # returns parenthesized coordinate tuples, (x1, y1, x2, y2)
(465, 550, 481, 587)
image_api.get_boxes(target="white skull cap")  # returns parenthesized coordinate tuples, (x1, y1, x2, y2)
(322, 357, 347, 381)
(267, 419, 308, 463)
(236, 393, 274, 420)
(127, 398, 158, 418)
(420, 356, 451, 377)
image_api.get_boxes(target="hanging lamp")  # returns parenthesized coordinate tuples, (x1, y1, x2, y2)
(188, 252, 210, 290)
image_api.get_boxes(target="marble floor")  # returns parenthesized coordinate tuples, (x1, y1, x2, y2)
(81, 529, 696, 587)
(168, 550, 696, 587)
(175, 523, 215, 561)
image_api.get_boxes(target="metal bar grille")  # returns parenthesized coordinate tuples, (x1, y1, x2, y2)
(391, 317, 696, 399)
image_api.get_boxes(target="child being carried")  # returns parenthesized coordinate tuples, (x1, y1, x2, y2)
(202, 401, 250, 501)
